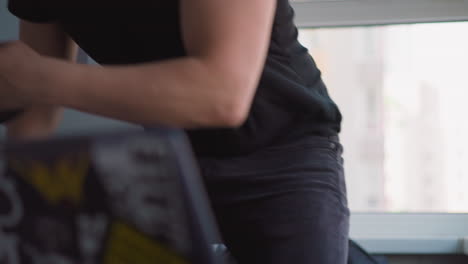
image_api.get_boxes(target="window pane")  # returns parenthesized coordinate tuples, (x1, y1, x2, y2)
(298, 22, 468, 212)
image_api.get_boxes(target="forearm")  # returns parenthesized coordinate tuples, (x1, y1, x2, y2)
(37, 56, 247, 128)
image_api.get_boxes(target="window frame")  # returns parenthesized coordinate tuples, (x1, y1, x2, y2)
(292, 0, 468, 255)
(292, 0, 468, 28)
(351, 213, 468, 255)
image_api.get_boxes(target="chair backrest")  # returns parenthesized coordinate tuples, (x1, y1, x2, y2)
(0, 128, 223, 264)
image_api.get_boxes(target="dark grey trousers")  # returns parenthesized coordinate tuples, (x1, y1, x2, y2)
(198, 135, 350, 264)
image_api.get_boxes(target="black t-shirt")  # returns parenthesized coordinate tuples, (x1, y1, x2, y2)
(7, 0, 342, 157)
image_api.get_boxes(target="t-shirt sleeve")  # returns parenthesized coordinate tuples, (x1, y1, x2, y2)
(7, 0, 57, 23)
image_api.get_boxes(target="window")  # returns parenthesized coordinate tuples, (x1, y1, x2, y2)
(298, 20, 468, 213)
(293, 1, 468, 254)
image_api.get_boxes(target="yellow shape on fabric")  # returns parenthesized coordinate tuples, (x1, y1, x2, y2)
(104, 221, 188, 264)
(10, 153, 89, 206)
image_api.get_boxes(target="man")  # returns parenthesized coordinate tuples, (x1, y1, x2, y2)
(1, 0, 349, 263)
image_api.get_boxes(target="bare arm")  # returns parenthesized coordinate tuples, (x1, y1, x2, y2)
(6, 21, 78, 140)
(2, 0, 276, 128)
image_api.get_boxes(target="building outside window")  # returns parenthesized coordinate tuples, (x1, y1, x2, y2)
(298, 22, 468, 212)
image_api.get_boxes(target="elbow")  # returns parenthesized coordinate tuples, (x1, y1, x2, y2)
(194, 59, 255, 128)
(217, 103, 249, 128)
(212, 79, 256, 128)
(211, 92, 251, 128)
